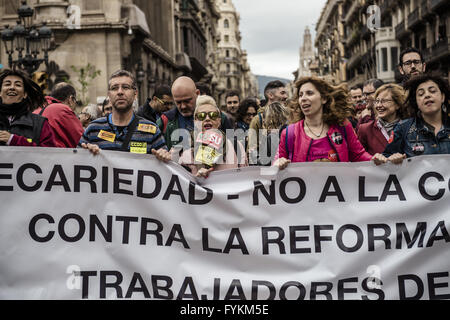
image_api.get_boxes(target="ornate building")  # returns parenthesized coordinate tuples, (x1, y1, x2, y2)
(0, 0, 224, 105)
(314, 0, 449, 86)
(215, 0, 258, 108)
(295, 26, 315, 81)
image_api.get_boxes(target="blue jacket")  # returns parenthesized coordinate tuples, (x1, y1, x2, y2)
(383, 114, 450, 158)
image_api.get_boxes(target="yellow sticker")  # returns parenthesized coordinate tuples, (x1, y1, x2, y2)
(26, 138, 33, 143)
(138, 123, 157, 134)
(98, 130, 116, 142)
(195, 145, 222, 167)
(130, 141, 147, 154)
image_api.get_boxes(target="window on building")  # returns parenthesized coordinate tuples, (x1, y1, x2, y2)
(226, 50, 230, 58)
(224, 19, 229, 29)
(224, 35, 229, 42)
(226, 64, 230, 73)
(4, 0, 19, 15)
(227, 78, 232, 89)
(83, 0, 102, 11)
(390, 47, 398, 71)
(382, 47, 388, 72)
(376, 50, 380, 74)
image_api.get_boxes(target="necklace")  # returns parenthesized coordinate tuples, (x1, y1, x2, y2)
(305, 121, 324, 137)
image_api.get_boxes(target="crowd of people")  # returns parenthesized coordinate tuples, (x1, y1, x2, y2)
(0, 47, 449, 179)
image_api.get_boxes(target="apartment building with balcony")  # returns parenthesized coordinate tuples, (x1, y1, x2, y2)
(315, 0, 449, 86)
(314, 0, 347, 84)
(216, 0, 258, 108)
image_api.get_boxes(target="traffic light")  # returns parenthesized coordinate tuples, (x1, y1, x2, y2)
(32, 72, 48, 92)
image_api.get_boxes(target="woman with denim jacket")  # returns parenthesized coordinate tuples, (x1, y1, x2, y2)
(373, 74, 450, 165)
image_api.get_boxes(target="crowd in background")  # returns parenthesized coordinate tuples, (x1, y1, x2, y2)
(0, 46, 449, 179)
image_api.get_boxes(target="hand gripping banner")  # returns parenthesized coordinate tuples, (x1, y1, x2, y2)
(0, 147, 449, 300)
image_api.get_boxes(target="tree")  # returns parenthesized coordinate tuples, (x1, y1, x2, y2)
(70, 63, 101, 106)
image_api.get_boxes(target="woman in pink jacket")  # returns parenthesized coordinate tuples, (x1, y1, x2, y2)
(273, 76, 380, 169)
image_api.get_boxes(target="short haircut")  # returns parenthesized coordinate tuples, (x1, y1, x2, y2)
(50, 83, 76, 102)
(195, 95, 220, 113)
(225, 90, 240, 100)
(195, 82, 211, 96)
(399, 47, 424, 66)
(108, 70, 136, 89)
(152, 85, 171, 99)
(363, 78, 385, 91)
(350, 85, 363, 91)
(264, 80, 285, 99)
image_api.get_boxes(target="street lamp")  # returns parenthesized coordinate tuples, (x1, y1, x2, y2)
(1, 0, 52, 76)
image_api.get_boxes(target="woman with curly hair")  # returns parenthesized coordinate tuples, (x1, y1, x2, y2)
(358, 83, 409, 155)
(274, 76, 376, 169)
(374, 73, 450, 164)
(236, 97, 258, 132)
(0, 69, 55, 147)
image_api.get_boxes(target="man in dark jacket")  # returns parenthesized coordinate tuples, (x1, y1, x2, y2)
(137, 85, 173, 123)
(157, 76, 232, 150)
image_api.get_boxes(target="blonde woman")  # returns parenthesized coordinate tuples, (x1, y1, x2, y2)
(179, 95, 248, 178)
(358, 83, 408, 155)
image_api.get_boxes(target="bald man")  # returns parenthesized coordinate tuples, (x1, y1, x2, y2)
(156, 76, 199, 150)
(157, 76, 234, 150)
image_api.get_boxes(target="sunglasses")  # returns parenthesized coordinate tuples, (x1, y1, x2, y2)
(195, 111, 220, 121)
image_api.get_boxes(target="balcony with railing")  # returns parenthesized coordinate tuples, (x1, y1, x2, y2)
(430, 0, 448, 11)
(361, 25, 371, 40)
(375, 27, 396, 43)
(343, 1, 361, 23)
(422, 47, 432, 62)
(408, 8, 420, 29)
(395, 21, 409, 38)
(421, 0, 432, 18)
(430, 38, 449, 60)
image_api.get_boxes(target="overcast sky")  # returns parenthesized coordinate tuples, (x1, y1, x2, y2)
(233, 0, 328, 80)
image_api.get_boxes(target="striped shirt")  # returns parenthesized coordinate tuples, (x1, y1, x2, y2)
(79, 114, 167, 153)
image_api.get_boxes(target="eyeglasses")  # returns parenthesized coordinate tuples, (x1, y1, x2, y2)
(195, 111, 220, 121)
(374, 99, 393, 105)
(109, 84, 135, 92)
(155, 96, 173, 107)
(246, 112, 257, 117)
(402, 59, 422, 67)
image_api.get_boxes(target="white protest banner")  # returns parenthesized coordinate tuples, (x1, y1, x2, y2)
(0, 147, 449, 300)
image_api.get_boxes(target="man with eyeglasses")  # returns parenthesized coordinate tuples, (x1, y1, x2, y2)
(137, 84, 173, 123)
(398, 47, 426, 85)
(33, 82, 84, 148)
(80, 70, 170, 161)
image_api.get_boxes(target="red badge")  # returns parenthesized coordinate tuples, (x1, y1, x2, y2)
(328, 150, 338, 162)
(388, 131, 394, 144)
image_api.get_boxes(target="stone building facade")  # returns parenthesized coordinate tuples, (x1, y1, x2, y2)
(215, 0, 258, 108)
(0, 0, 228, 106)
(314, 0, 449, 86)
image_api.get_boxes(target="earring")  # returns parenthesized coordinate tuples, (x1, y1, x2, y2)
(442, 103, 447, 113)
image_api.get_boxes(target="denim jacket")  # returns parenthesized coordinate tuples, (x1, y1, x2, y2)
(383, 113, 450, 158)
